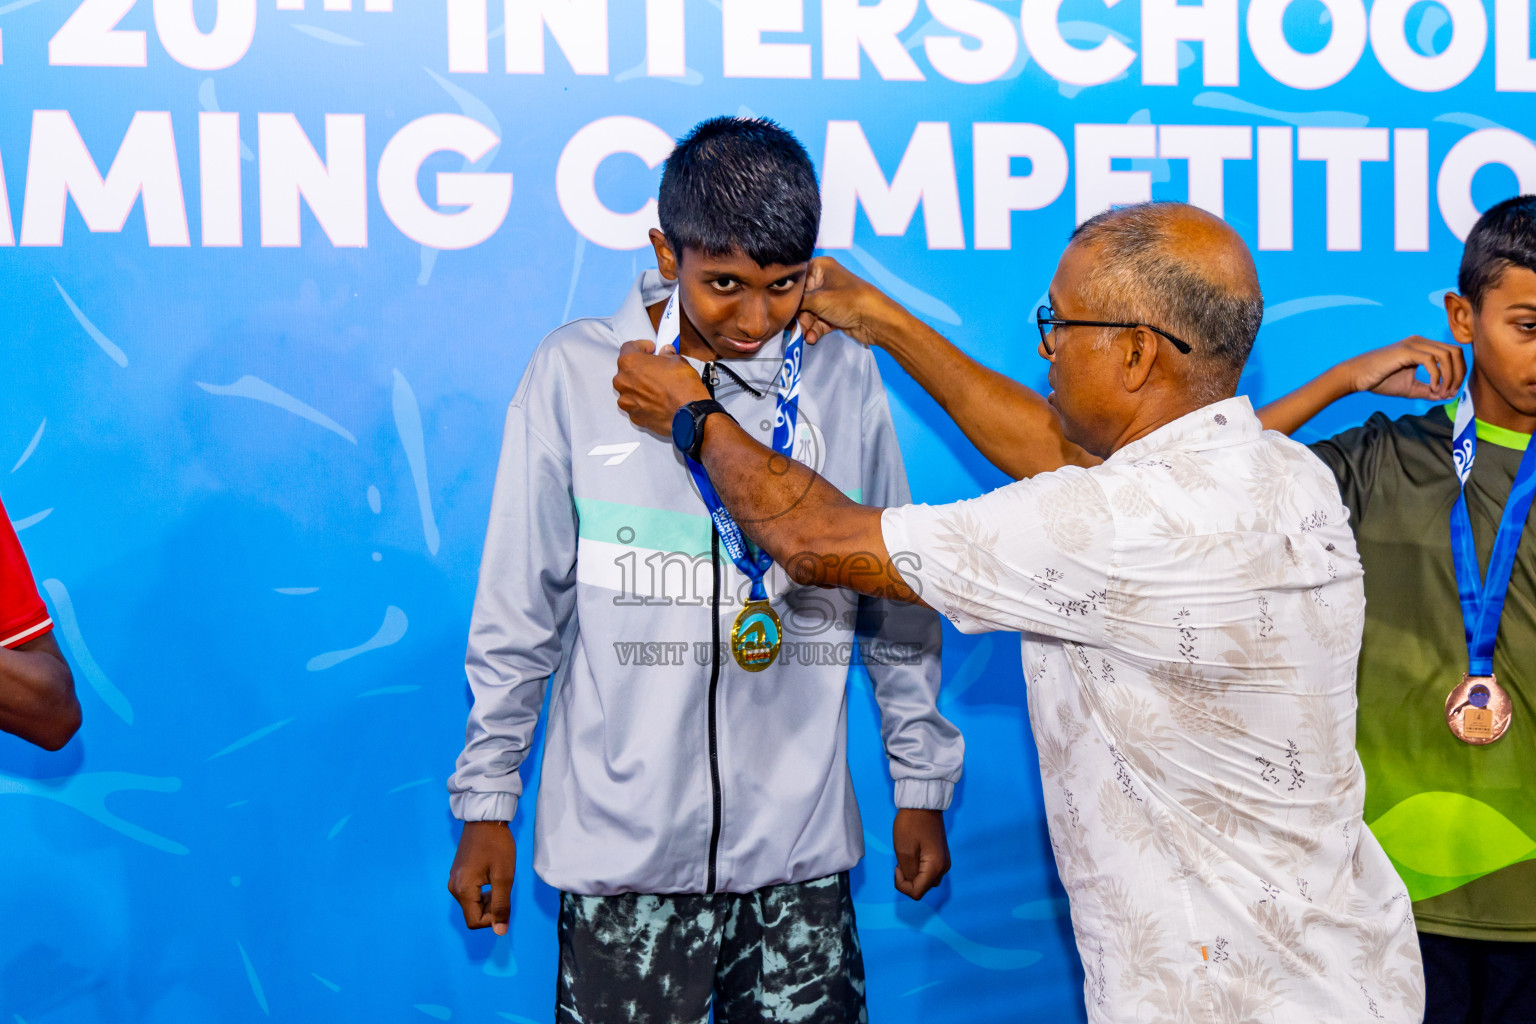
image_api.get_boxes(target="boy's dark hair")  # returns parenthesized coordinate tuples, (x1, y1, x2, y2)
(1459, 195, 1536, 308)
(657, 117, 820, 268)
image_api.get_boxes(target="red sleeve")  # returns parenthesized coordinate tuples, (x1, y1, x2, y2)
(0, 496, 53, 648)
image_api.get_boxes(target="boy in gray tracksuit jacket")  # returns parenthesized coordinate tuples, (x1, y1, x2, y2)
(447, 117, 962, 1024)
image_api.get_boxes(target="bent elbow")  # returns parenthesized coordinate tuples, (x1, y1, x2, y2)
(36, 698, 82, 751)
(778, 508, 882, 590)
(784, 552, 825, 588)
(37, 660, 83, 750)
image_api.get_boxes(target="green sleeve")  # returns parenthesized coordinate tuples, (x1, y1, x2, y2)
(1308, 412, 1394, 529)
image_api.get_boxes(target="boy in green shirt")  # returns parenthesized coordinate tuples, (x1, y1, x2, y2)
(1260, 194, 1536, 1023)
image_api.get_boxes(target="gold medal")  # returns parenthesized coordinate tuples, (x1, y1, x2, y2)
(1445, 674, 1512, 745)
(730, 600, 782, 672)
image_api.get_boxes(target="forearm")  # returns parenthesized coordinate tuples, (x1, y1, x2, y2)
(453, 587, 571, 821)
(863, 603, 960, 811)
(866, 304, 1096, 479)
(450, 677, 542, 822)
(1257, 364, 1355, 435)
(698, 415, 919, 601)
(0, 640, 80, 750)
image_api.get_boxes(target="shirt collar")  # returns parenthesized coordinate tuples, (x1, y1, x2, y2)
(1442, 401, 1532, 451)
(1105, 396, 1262, 465)
(612, 269, 676, 343)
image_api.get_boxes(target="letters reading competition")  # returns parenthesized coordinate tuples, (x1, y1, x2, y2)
(16, 0, 1536, 253)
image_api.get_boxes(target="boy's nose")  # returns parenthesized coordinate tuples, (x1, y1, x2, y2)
(736, 295, 771, 340)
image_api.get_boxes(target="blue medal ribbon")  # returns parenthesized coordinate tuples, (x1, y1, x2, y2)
(1448, 383, 1536, 676)
(656, 289, 804, 603)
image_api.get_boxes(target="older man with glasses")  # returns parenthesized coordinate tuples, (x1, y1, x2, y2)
(611, 200, 1424, 1023)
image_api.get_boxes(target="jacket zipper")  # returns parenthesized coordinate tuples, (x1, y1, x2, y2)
(704, 363, 724, 895)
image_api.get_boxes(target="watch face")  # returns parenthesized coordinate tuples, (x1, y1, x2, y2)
(671, 406, 695, 453)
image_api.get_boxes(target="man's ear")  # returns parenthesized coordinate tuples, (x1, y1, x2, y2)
(1445, 291, 1475, 346)
(650, 229, 678, 281)
(1121, 326, 1160, 393)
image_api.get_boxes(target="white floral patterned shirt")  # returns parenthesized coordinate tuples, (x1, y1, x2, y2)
(882, 397, 1423, 1024)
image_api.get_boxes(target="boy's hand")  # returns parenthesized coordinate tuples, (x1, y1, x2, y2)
(614, 340, 711, 435)
(892, 808, 951, 901)
(449, 821, 517, 935)
(1344, 336, 1466, 400)
(1259, 335, 1465, 436)
(796, 257, 904, 347)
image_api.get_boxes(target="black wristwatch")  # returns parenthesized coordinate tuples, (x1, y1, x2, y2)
(672, 399, 730, 462)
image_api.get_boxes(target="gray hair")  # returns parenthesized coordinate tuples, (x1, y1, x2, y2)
(1070, 202, 1263, 403)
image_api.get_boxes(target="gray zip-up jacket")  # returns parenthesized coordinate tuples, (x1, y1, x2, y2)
(449, 271, 963, 896)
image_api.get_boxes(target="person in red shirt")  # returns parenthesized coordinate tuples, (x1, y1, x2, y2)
(0, 497, 78, 750)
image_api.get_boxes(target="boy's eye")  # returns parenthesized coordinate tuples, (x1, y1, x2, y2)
(707, 277, 740, 292)
(769, 278, 798, 292)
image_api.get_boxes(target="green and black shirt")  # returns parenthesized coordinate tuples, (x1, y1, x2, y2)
(1311, 405, 1536, 941)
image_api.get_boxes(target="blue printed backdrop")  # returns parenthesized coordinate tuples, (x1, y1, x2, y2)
(1, 0, 1530, 1019)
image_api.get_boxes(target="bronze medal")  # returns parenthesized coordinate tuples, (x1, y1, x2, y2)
(1445, 674, 1512, 745)
(730, 600, 782, 672)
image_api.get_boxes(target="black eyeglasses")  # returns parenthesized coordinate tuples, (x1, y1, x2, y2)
(1036, 304, 1192, 355)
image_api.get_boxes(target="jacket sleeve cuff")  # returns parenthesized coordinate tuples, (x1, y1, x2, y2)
(450, 791, 520, 822)
(894, 778, 953, 811)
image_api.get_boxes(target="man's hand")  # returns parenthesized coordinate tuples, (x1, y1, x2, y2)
(448, 820, 517, 935)
(1344, 336, 1466, 399)
(795, 257, 1097, 478)
(795, 257, 903, 347)
(892, 808, 951, 901)
(614, 340, 711, 436)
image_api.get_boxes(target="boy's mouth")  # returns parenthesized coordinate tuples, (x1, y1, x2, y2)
(717, 335, 771, 355)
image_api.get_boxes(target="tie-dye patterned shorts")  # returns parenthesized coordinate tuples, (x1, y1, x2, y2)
(555, 871, 868, 1023)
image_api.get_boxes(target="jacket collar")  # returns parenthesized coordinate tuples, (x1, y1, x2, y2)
(612, 269, 676, 343)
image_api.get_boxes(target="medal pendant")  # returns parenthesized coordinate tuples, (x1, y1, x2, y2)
(731, 600, 782, 672)
(1445, 674, 1512, 745)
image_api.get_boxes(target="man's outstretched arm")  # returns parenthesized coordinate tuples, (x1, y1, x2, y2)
(614, 341, 924, 603)
(793, 258, 1098, 480)
(1257, 337, 1465, 435)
